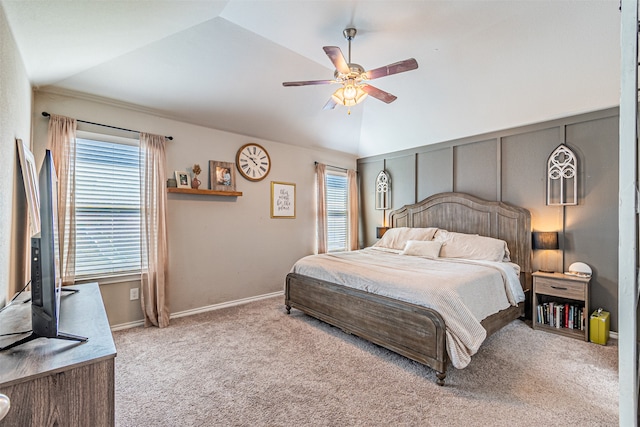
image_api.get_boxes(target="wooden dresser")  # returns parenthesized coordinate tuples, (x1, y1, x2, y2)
(0, 282, 116, 426)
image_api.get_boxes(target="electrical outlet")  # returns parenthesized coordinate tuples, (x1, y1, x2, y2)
(129, 288, 139, 301)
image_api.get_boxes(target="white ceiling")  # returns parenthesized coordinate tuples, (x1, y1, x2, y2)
(1, 0, 621, 157)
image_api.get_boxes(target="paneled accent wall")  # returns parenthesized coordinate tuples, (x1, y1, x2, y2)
(358, 107, 619, 331)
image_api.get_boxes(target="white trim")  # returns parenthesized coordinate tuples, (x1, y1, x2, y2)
(110, 319, 145, 331)
(619, 1, 639, 424)
(110, 291, 283, 331)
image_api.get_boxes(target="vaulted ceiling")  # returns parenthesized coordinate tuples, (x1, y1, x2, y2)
(1, 0, 620, 157)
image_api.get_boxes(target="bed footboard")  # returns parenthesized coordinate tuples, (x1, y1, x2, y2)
(285, 272, 449, 385)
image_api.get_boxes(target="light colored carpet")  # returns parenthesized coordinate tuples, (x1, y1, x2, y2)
(113, 296, 618, 426)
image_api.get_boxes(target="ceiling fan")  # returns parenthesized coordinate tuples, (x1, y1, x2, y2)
(282, 28, 419, 113)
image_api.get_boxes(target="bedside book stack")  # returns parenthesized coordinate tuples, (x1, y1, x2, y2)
(536, 301, 585, 331)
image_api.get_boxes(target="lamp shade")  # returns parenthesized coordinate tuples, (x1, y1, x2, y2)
(532, 231, 559, 250)
(376, 227, 389, 239)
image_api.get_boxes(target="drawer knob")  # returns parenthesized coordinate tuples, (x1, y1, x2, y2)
(550, 285, 568, 291)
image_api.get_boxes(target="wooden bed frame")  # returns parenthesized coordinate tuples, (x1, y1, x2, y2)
(285, 192, 532, 385)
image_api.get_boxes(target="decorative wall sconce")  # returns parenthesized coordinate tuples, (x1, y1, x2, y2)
(532, 231, 559, 273)
(546, 144, 577, 206)
(375, 170, 390, 210)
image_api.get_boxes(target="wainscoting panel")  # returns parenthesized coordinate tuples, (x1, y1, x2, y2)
(416, 147, 453, 201)
(564, 115, 619, 328)
(358, 159, 385, 248)
(385, 154, 416, 209)
(453, 139, 498, 201)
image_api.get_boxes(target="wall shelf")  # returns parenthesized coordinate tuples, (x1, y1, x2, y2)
(167, 187, 242, 197)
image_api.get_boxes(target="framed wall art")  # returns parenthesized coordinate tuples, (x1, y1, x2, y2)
(209, 160, 236, 192)
(175, 170, 191, 188)
(271, 181, 295, 218)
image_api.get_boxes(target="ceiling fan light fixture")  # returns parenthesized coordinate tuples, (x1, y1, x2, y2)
(343, 84, 358, 100)
(282, 27, 418, 110)
(331, 85, 368, 107)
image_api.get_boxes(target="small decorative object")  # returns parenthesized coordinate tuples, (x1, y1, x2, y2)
(167, 178, 177, 188)
(271, 181, 296, 218)
(566, 262, 592, 278)
(209, 160, 237, 191)
(191, 164, 201, 189)
(236, 143, 271, 181)
(175, 170, 191, 188)
(546, 144, 577, 206)
(375, 170, 390, 210)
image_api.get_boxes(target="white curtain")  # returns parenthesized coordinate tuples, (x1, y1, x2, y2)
(46, 114, 77, 285)
(315, 163, 327, 254)
(139, 133, 170, 328)
(347, 169, 359, 251)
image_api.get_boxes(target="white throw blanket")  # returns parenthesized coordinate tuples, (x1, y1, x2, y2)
(290, 248, 524, 369)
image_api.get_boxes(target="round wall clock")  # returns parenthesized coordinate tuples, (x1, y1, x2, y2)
(236, 143, 271, 181)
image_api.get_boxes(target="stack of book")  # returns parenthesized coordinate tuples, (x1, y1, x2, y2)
(536, 302, 585, 330)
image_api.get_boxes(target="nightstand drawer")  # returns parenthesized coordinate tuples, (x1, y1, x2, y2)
(535, 278, 585, 299)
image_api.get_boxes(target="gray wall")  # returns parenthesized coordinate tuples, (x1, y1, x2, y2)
(358, 108, 619, 331)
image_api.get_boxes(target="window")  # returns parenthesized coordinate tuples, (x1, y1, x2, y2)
(74, 134, 141, 278)
(326, 172, 349, 252)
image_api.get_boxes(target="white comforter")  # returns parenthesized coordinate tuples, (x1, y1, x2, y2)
(290, 247, 524, 369)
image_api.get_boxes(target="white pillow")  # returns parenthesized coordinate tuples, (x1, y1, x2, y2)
(400, 240, 443, 259)
(373, 227, 438, 250)
(434, 230, 510, 262)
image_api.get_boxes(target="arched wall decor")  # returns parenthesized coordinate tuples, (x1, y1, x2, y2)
(375, 170, 390, 210)
(546, 144, 578, 206)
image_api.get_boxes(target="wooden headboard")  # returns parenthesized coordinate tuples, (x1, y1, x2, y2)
(389, 192, 532, 284)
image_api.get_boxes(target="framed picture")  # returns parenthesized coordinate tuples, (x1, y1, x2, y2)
(270, 181, 296, 218)
(209, 161, 236, 192)
(16, 138, 41, 236)
(175, 170, 191, 188)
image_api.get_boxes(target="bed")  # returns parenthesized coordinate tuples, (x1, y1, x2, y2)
(284, 192, 532, 385)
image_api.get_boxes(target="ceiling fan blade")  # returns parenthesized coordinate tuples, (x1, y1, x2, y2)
(323, 98, 338, 110)
(283, 79, 335, 87)
(323, 46, 350, 75)
(363, 58, 418, 80)
(361, 85, 397, 104)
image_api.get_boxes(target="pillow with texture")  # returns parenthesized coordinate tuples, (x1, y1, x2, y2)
(373, 227, 438, 250)
(400, 240, 443, 259)
(434, 230, 511, 262)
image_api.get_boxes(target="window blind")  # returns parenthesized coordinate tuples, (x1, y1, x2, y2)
(75, 137, 141, 278)
(326, 172, 348, 252)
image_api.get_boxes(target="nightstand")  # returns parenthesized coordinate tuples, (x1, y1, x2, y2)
(532, 271, 590, 341)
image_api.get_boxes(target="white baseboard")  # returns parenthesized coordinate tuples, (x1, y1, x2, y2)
(110, 291, 283, 331)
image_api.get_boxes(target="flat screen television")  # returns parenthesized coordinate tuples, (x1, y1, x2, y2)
(0, 149, 86, 351)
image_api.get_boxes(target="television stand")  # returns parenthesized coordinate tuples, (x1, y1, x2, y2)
(0, 330, 87, 352)
(0, 283, 115, 426)
(21, 286, 79, 305)
(0, 287, 88, 351)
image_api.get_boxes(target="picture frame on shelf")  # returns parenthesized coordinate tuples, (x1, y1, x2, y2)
(175, 170, 191, 188)
(270, 181, 296, 218)
(209, 160, 236, 192)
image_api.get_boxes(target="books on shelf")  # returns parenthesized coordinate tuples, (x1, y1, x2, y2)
(536, 302, 585, 330)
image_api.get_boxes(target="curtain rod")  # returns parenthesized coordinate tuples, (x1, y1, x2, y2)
(41, 112, 173, 141)
(314, 161, 352, 172)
